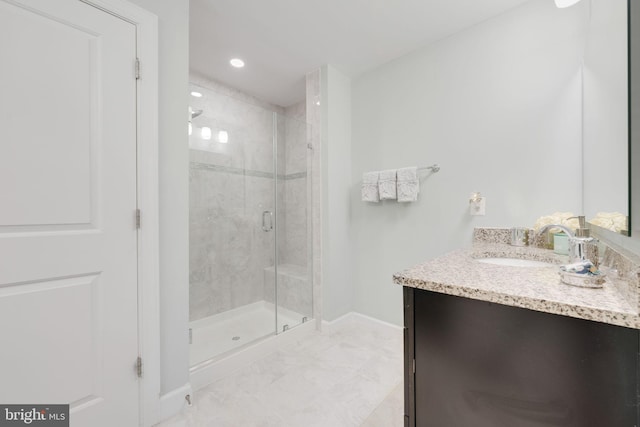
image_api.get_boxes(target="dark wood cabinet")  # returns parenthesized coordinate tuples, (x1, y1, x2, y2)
(404, 287, 640, 427)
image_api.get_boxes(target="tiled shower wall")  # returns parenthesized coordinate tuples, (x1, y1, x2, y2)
(266, 105, 312, 318)
(188, 74, 311, 321)
(280, 103, 308, 267)
(306, 69, 322, 327)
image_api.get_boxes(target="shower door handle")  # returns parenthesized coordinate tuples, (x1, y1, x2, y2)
(262, 211, 273, 232)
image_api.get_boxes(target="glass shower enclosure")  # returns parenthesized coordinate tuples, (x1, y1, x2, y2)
(188, 82, 312, 366)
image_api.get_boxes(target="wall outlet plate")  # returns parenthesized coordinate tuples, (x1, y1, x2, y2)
(470, 197, 486, 216)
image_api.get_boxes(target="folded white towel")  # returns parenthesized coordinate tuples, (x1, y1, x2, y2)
(361, 171, 380, 202)
(397, 166, 419, 202)
(378, 169, 397, 200)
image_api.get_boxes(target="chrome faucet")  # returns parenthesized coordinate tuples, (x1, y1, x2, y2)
(536, 224, 576, 238)
(535, 217, 597, 264)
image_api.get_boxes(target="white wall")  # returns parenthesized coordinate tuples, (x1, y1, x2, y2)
(128, 0, 190, 396)
(350, 0, 587, 325)
(321, 65, 354, 321)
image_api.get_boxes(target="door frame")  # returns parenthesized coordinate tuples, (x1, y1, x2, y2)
(78, 0, 160, 425)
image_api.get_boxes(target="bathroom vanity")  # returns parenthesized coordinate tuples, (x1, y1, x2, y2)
(394, 230, 640, 427)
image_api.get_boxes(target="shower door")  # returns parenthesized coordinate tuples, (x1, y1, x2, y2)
(272, 114, 313, 333)
(188, 84, 278, 365)
(188, 83, 312, 366)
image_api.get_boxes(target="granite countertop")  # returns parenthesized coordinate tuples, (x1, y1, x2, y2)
(393, 242, 640, 329)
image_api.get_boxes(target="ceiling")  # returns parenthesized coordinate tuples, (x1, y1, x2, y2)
(190, 0, 532, 107)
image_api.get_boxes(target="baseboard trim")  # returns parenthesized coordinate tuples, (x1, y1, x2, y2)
(321, 311, 402, 333)
(320, 311, 353, 332)
(158, 383, 192, 423)
(350, 312, 403, 330)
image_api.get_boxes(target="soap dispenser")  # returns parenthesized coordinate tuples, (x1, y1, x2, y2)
(568, 216, 598, 264)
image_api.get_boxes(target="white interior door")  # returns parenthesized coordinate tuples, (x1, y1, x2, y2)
(0, 0, 140, 425)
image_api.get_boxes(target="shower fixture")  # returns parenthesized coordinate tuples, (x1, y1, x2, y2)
(188, 108, 204, 136)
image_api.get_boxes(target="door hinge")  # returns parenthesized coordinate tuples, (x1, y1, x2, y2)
(135, 209, 141, 229)
(135, 58, 141, 80)
(189, 328, 193, 345)
(136, 356, 143, 378)
(412, 359, 416, 374)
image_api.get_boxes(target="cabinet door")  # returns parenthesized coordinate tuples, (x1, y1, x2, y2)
(404, 287, 415, 427)
(412, 290, 638, 427)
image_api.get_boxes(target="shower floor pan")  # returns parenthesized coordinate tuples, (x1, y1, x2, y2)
(189, 301, 307, 366)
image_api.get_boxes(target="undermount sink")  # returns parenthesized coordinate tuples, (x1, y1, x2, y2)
(476, 258, 556, 268)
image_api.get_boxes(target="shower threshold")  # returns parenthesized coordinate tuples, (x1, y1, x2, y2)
(189, 301, 307, 366)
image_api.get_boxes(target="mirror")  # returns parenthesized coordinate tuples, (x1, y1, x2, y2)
(582, 0, 629, 235)
(631, 0, 640, 237)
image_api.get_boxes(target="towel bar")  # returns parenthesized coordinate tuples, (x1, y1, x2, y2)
(418, 164, 440, 173)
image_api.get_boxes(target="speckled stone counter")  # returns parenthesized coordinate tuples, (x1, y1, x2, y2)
(393, 236, 640, 329)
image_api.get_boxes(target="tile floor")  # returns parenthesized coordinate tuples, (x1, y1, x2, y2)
(158, 315, 404, 427)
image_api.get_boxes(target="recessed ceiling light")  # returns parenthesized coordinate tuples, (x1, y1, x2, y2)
(191, 91, 202, 97)
(230, 58, 245, 68)
(554, 0, 581, 7)
(201, 127, 212, 140)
